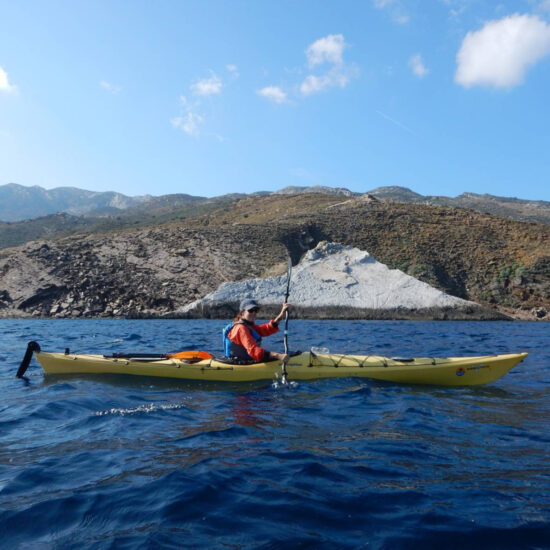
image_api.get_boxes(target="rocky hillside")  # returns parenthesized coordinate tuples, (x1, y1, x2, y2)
(0, 224, 289, 319)
(0, 193, 548, 320)
(369, 186, 550, 225)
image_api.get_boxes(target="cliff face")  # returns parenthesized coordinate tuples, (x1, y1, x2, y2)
(181, 242, 506, 320)
(0, 194, 548, 320)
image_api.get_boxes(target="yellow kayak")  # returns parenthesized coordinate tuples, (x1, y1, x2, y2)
(24, 343, 528, 386)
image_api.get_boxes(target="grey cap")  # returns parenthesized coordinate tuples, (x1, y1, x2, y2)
(240, 298, 260, 311)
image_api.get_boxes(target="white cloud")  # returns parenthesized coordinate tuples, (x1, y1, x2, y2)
(0, 66, 17, 93)
(300, 34, 357, 96)
(171, 95, 204, 136)
(409, 54, 428, 77)
(191, 73, 222, 96)
(306, 34, 346, 67)
(455, 14, 550, 88)
(257, 86, 288, 103)
(256, 34, 356, 103)
(300, 67, 351, 95)
(100, 80, 122, 94)
(373, 0, 409, 24)
(300, 75, 329, 95)
(171, 112, 204, 136)
(440, 0, 477, 20)
(226, 64, 239, 78)
(540, 0, 550, 11)
(172, 70, 227, 137)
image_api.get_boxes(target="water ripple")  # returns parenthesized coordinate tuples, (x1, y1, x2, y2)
(0, 320, 549, 548)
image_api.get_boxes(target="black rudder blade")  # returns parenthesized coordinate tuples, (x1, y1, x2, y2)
(16, 341, 41, 378)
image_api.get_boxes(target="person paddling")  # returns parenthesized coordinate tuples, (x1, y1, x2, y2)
(223, 299, 290, 362)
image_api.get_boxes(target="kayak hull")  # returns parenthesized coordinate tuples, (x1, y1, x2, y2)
(34, 351, 528, 386)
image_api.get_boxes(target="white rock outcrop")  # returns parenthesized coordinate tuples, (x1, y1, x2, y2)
(179, 242, 481, 316)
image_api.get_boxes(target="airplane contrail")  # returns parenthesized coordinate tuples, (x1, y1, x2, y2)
(375, 110, 415, 135)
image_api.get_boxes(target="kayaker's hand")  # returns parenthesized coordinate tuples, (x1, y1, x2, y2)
(272, 352, 289, 363)
(274, 302, 290, 324)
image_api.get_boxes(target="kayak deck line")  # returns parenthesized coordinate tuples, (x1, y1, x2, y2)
(18, 341, 529, 386)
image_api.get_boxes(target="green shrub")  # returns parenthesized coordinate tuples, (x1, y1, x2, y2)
(497, 264, 525, 281)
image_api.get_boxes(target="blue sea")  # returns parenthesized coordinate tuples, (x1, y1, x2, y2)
(0, 320, 549, 549)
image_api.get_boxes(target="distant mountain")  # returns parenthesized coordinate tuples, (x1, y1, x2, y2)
(0, 195, 231, 250)
(439, 192, 550, 225)
(2, 182, 549, 230)
(115, 193, 207, 215)
(367, 186, 425, 202)
(0, 189, 251, 249)
(0, 183, 153, 222)
(275, 185, 358, 197)
(367, 186, 550, 225)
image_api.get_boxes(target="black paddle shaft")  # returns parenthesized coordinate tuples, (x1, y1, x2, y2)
(283, 257, 292, 351)
(282, 257, 292, 378)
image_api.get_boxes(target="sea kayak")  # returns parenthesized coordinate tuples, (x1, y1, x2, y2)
(21, 342, 527, 386)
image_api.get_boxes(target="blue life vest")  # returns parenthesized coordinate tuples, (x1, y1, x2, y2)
(222, 321, 262, 360)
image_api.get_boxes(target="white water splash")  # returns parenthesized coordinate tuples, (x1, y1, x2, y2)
(272, 374, 299, 390)
(93, 402, 186, 416)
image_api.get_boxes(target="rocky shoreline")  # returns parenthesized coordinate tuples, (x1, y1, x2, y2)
(168, 303, 509, 321)
(0, 306, 512, 321)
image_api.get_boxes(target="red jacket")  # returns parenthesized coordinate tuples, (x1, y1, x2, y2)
(227, 320, 279, 361)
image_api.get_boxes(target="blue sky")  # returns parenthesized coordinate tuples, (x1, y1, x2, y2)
(1, 0, 550, 201)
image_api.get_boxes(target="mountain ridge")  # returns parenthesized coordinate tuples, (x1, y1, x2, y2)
(2, 183, 550, 251)
(3, 182, 549, 223)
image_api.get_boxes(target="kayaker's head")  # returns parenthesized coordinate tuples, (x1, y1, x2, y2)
(235, 298, 260, 323)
